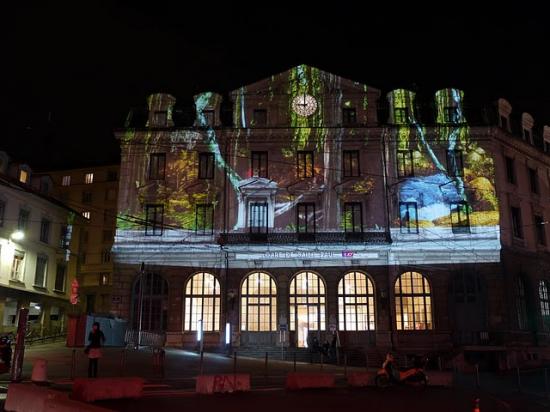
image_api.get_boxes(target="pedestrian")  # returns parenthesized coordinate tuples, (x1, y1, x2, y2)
(86, 322, 105, 378)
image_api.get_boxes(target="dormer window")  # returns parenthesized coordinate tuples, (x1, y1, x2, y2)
(19, 169, 29, 184)
(253, 109, 267, 126)
(153, 111, 167, 126)
(394, 107, 409, 124)
(444, 107, 459, 123)
(342, 108, 357, 125)
(500, 115, 509, 131)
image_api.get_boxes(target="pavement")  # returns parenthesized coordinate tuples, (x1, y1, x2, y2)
(0, 341, 548, 411)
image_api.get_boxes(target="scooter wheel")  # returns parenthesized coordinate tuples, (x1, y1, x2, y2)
(375, 374, 390, 388)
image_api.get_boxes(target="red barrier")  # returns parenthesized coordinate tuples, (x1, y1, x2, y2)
(44, 396, 115, 412)
(195, 374, 251, 394)
(72, 377, 144, 402)
(347, 371, 375, 387)
(4, 383, 66, 412)
(427, 371, 454, 387)
(285, 372, 336, 390)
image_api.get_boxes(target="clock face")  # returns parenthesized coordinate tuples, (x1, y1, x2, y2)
(292, 94, 317, 117)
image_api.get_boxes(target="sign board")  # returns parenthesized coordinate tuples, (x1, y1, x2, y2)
(341, 251, 354, 257)
(235, 251, 378, 260)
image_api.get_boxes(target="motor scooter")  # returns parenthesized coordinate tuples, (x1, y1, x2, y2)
(0, 333, 13, 374)
(375, 353, 428, 388)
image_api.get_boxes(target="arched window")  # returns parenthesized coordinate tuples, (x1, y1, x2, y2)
(516, 277, 528, 330)
(338, 272, 375, 331)
(539, 280, 550, 331)
(290, 271, 326, 347)
(241, 272, 277, 331)
(395, 271, 433, 330)
(132, 273, 168, 331)
(184, 272, 221, 332)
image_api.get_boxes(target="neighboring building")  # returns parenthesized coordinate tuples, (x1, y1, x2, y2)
(111, 65, 549, 368)
(44, 165, 119, 314)
(0, 151, 86, 337)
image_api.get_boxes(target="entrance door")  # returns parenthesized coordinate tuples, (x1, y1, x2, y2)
(451, 272, 487, 345)
(297, 305, 309, 347)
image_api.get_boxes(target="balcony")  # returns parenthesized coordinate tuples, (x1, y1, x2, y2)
(219, 231, 390, 245)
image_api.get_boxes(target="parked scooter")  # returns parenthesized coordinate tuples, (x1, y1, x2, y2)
(375, 352, 428, 388)
(0, 333, 13, 373)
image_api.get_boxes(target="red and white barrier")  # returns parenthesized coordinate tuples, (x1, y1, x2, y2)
(4, 383, 66, 412)
(347, 371, 376, 387)
(285, 372, 336, 390)
(43, 396, 115, 412)
(427, 371, 454, 387)
(72, 377, 145, 402)
(195, 374, 251, 394)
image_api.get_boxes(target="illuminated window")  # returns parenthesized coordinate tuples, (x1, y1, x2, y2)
(511, 207, 523, 239)
(343, 150, 360, 177)
(101, 248, 111, 263)
(249, 203, 268, 234)
(396, 150, 414, 177)
(241, 272, 277, 331)
(82, 211, 91, 220)
(34, 255, 48, 287)
(289, 272, 326, 344)
(19, 169, 28, 184)
(516, 277, 528, 330)
(450, 201, 470, 234)
(399, 202, 418, 234)
(62, 175, 71, 186)
(505, 157, 515, 184)
(528, 168, 538, 194)
(395, 271, 433, 330)
(198, 153, 215, 179)
(343, 202, 363, 233)
(297, 151, 314, 179)
(40, 218, 50, 243)
(82, 191, 92, 204)
(297, 203, 316, 241)
(184, 272, 220, 332)
(342, 108, 357, 125)
(11, 251, 25, 281)
(54, 263, 66, 292)
(132, 273, 168, 331)
(253, 109, 267, 126)
(149, 153, 166, 180)
(534, 215, 546, 245)
(539, 280, 550, 331)
(0, 200, 5, 227)
(99, 273, 110, 286)
(145, 204, 163, 236)
(251, 151, 268, 178)
(446, 150, 464, 177)
(85, 173, 94, 184)
(338, 272, 375, 331)
(444, 107, 459, 123)
(394, 107, 409, 124)
(195, 204, 214, 235)
(18, 209, 30, 230)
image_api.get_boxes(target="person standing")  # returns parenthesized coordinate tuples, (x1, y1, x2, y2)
(87, 322, 105, 378)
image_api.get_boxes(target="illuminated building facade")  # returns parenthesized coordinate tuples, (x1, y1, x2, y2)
(0, 151, 86, 337)
(111, 65, 549, 368)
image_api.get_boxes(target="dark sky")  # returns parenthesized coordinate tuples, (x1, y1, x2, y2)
(8, 4, 550, 170)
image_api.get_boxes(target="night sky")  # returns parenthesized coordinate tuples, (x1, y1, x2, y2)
(9, 4, 550, 170)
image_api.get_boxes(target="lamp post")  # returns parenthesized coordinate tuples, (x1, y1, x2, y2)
(137, 262, 145, 347)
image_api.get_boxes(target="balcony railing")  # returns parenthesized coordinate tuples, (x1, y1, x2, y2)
(219, 231, 390, 245)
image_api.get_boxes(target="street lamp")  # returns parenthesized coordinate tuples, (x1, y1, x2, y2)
(137, 262, 145, 348)
(10, 230, 25, 241)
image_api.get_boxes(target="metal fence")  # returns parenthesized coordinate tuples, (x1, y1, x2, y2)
(124, 329, 166, 348)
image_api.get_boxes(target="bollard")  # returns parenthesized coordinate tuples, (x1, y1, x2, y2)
(320, 353, 324, 370)
(475, 364, 480, 388)
(545, 368, 549, 400)
(70, 349, 76, 380)
(120, 349, 126, 376)
(233, 351, 237, 375)
(516, 367, 522, 393)
(265, 352, 268, 385)
(31, 359, 48, 384)
(293, 352, 297, 372)
(365, 349, 369, 371)
(199, 350, 204, 375)
(438, 356, 442, 371)
(344, 354, 348, 378)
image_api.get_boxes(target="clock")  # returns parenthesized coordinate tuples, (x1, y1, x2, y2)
(292, 94, 317, 117)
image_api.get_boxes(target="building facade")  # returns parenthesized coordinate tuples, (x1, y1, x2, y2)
(111, 65, 549, 368)
(45, 165, 119, 314)
(0, 151, 86, 337)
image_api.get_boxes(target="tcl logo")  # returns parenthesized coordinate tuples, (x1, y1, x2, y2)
(342, 251, 354, 257)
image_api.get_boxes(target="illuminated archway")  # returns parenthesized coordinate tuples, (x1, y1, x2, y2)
(338, 271, 375, 331)
(240, 272, 277, 331)
(394, 272, 433, 330)
(184, 272, 221, 332)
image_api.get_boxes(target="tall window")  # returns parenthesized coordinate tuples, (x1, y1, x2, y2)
(198, 153, 215, 179)
(444, 107, 459, 123)
(342, 108, 357, 125)
(241, 272, 277, 331)
(343, 202, 363, 233)
(18, 209, 30, 230)
(195, 204, 214, 235)
(19, 169, 29, 184)
(505, 157, 515, 184)
(34, 255, 48, 287)
(85, 173, 94, 184)
(82, 211, 91, 220)
(153, 111, 167, 126)
(446, 150, 464, 177)
(523, 128, 532, 143)
(338, 272, 375, 331)
(0, 200, 5, 226)
(395, 271, 433, 330)
(132, 273, 168, 331)
(539, 280, 550, 331)
(249, 203, 268, 234)
(101, 248, 111, 263)
(297, 203, 316, 239)
(343, 150, 360, 177)
(54, 263, 66, 292)
(397, 150, 414, 177)
(145, 204, 164, 236)
(184, 272, 220, 332)
(251, 151, 268, 178)
(394, 107, 409, 124)
(516, 277, 528, 330)
(528, 167, 539, 194)
(511, 207, 523, 239)
(253, 109, 267, 126)
(297, 151, 314, 178)
(534, 215, 547, 245)
(399, 202, 418, 234)
(289, 271, 326, 346)
(149, 153, 166, 180)
(11, 251, 25, 281)
(100, 273, 110, 286)
(40, 218, 50, 243)
(450, 201, 470, 234)
(62, 175, 71, 186)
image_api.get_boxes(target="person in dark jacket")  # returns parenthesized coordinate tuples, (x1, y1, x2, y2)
(87, 322, 106, 378)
